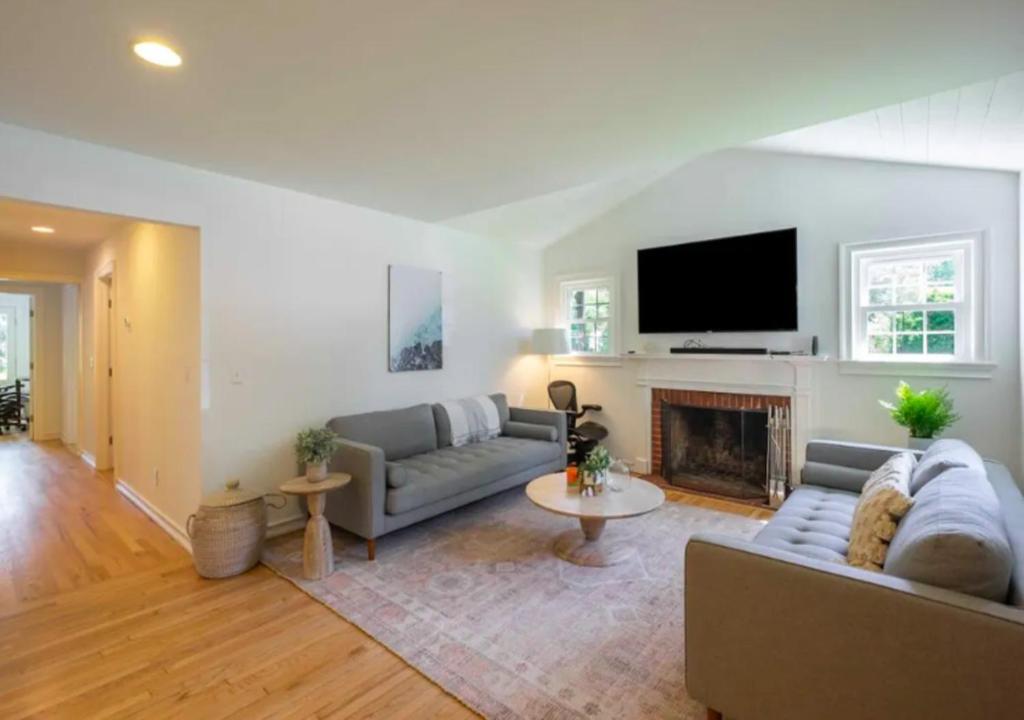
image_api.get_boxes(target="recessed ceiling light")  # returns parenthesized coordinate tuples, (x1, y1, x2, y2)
(132, 40, 182, 68)
(31, 226, 55, 234)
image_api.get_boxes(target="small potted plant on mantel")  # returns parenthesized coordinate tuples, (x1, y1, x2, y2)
(879, 381, 960, 450)
(295, 427, 341, 482)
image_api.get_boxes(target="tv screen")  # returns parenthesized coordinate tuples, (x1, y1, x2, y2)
(637, 228, 797, 333)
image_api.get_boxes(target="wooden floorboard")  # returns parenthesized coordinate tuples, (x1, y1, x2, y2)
(0, 435, 768, 718)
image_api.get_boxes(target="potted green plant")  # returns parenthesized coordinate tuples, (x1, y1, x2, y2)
(581, 445, 612, 496)
(295, 427, 341, 482)
(879, 381, 960, 450)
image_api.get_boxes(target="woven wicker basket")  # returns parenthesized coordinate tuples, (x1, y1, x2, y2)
(187, 480, 286, 578)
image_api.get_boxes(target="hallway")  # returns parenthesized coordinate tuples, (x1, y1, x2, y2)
(0, 437, 475, 719)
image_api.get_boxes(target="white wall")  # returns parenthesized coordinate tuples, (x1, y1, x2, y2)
(60, 284, 78, 447)
(544, 150, 1021, 476)
(0, 283, 64, 440)
(0, 121, 546, 533)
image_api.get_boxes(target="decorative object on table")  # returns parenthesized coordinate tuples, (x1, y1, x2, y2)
(389, 264, 442, 372)
(580, 445, 611, 496)
(187, 479, 286, 578)
(606, 458, 631, 493)
(547, 379, 608, 464)
(279, 473, 351, 580)
(879, 380, 960, 450)
(526, 471, 666, 566)
(530, 328, 569, 406)
(294, 427, 341, 481)
(565, 464, 579, 491)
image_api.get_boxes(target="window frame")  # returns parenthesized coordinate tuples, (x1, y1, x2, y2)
(556, 274, 620, 359)
(840, 231, 988, 368)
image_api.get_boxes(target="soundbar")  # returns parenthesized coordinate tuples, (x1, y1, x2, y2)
(670, 347, 768, 355)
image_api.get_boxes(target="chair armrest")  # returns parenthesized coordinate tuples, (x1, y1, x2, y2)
(509, 407, 567, 456)
(685, 532, 1024, 720)
(580, 403, 602, 413)
(503, 420, 558, 443)
(323, 438, 386, 539)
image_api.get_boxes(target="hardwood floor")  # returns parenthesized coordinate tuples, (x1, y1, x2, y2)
(0, 437, 475, 719)
(0, 437, 769, 719)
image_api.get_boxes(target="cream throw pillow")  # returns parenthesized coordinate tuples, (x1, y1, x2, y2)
(847, 452, 916, 571)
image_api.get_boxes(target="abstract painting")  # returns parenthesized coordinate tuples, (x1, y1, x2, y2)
(388, 265, 442, 372)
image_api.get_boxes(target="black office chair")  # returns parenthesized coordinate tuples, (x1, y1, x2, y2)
(547, 380, 609, 465)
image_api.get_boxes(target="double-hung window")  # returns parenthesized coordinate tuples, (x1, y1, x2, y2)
(560, 276, 617, 356)
(844, 234, 983, 363)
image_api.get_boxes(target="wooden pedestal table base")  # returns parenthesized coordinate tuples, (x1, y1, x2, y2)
(526, 473, 665, 568)
(279, 473, 351, 580)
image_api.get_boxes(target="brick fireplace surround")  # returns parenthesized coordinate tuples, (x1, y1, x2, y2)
(650, 387, 791, 479)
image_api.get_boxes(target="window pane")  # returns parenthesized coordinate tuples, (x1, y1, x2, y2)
(894, 262, 923, 286)
(583, 304, 597, 320)
(868, 287, 892, 305)
(867, 263, 895, 285)
(867, 312, 892, 333)
(927, 334, 955, 354)
(867, 335, 893, 354)
(570, 304, 583, 320)
(596, 303, 609, 318)
(894, 311, 923, 332)
(926, 285, 954, 303)
(583, 289, 597, 304)
(926, 258, 955, 282)
(596, 288, 610, 303)
(572, 290, 585, 305)
(926, 310, 954, 331)
(896, 334, 924, 354)
(895, 286, 922, 304)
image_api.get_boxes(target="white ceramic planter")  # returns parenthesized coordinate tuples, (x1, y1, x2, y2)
(908, 436, 935, 451)
(306, 461, 328, 482)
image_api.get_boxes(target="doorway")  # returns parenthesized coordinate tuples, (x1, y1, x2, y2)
(0, 293, 32, 437)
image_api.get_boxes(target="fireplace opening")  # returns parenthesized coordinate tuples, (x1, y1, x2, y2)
(661, 402, 768, 501)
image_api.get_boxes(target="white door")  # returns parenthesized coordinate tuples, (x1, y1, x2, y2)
(0, 306, 16, 385)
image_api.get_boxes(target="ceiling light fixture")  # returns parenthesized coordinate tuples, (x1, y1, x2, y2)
(132, 40, 182, 68)
(31, 226, 55, 234)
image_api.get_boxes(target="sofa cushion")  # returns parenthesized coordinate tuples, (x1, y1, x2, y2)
(755, 485, 859, 564)
(433, 393, 511, 448)
(328, 403, 437, 461)
(847, 452, 916, 571)
(386, 437, 561, 515)
(503, 421, 557, 443)
(985, 461, 1024, 607)
(885, 467, 1013, 602)
(910, 439, 984, 495)
(385, 462, 411, 489)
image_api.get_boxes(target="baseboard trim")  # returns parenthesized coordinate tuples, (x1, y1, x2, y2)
(80, 451, 97, 468)
(115, 479, 192, 553)
(267, 515, 306, 538)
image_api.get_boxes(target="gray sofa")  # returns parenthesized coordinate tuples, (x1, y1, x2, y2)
(686, 439, 1024, 720)
(323, 393, 566, 559)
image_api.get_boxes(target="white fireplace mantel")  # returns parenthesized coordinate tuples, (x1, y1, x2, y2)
(632, 354, 819, 485)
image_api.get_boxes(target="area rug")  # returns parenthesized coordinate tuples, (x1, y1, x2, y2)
(262, 487, 765, 719)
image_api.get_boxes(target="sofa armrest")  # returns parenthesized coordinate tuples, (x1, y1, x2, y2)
(509, 407, 567, 456)
(801, 439, 918, 492)
(323, 438, 386, 539)
(685, 532, 1024, 720)
(503, 420, 558, 443)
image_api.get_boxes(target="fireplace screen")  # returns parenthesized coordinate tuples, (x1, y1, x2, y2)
(661, 403, 768, 500)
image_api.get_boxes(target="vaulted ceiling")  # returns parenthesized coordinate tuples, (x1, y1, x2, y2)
(1, 1, 1023, 224)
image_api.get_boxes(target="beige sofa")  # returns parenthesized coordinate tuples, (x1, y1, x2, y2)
(685, 439, 1024, 720)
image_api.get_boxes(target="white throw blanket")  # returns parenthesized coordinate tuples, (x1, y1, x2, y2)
(440, 395, 501, 446)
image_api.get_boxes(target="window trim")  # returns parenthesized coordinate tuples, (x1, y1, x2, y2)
(839, 230, 989, 369)
(555, 273, 620, 361)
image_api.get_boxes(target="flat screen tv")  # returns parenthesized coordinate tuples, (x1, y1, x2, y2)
(637, 228, 797, 333)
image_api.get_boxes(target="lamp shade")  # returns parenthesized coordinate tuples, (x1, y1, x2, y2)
(531, 327, 570, 355)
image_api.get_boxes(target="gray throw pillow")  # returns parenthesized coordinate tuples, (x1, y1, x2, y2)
(884, 467, 1012, 602)
(909, 439, 984, 495)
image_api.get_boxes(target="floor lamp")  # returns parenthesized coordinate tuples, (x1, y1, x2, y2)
(531, 328, 569, 408)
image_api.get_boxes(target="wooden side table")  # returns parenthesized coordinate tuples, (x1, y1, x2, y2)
(279, 473, 351, 580)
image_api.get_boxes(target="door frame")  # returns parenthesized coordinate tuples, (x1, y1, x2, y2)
(95, 262, 116, 472)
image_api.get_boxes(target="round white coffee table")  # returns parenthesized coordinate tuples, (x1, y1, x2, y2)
(526, 472, 665, 567)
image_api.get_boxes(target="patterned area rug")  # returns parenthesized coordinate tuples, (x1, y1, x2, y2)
(262, 486, 765, 719)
